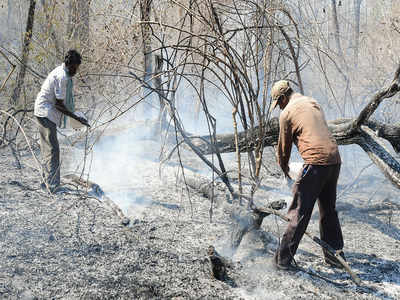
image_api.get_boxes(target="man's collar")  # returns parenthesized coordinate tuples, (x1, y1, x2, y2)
(282, 93, 304, 112)
(287, 93, 304, 105)
(62, 63, 71, 78)
(290, 93, 303, 101)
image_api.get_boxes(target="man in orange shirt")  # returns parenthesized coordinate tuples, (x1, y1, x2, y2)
(270, 80, 345, 270)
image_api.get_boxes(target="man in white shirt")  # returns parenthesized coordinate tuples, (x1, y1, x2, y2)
(34, 49, 89, 193)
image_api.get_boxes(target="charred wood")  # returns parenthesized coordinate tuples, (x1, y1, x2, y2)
(184, 176, 229, 203)
(207, 245, 228, 281)
(64, 174, 130, 226)
(230, 200, 286, 254)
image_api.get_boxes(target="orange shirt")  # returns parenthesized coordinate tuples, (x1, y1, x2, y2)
(277, 94, 341, 172)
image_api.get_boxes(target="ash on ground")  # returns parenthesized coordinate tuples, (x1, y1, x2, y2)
(1, 135, 400, 300)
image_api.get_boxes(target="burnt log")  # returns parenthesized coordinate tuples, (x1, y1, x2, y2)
(207, 245, 229, 280)
(64, 174, 130, 226)
(183, 176, 230, 204)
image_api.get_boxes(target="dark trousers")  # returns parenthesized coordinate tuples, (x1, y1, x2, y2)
(275, 164, 343, 266)
(37, 117, 60, 188)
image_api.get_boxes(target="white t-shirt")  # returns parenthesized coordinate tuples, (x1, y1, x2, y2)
(34, 63, 70, 127)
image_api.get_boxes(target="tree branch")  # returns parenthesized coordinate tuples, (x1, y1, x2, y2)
(353, 64, 400, 129)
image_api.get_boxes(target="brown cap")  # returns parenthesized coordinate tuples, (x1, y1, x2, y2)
(270, 80, 290, 112)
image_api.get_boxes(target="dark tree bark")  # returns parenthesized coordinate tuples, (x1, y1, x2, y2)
(154, 54, 167, 133)
(10, 0, 36, 107)
(207, 246, 228, 280)
(140, 0, 153, 85)
(192, 118, 400, 156)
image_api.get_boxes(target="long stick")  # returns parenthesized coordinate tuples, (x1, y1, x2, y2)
(262, 207, 362, 286)
(0, 49, 16, 93)
(0, 65, 16, 93)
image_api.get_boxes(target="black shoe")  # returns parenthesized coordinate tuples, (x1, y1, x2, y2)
(51, 186, 69, 195)
(325, 250, 346, 268)
(40, 183, 55, 193)
(274, 262, 298, 271)
(273, 254, 297, 271)
(40, 183, 67, 194)
(40, 183, 47, 191)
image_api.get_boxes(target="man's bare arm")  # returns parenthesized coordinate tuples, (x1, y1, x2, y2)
(55, 99, 90, 127)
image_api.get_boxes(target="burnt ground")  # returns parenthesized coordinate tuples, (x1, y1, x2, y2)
(1, 132, 400, 300)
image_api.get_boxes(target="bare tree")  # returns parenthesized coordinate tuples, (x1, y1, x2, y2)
(3, 2, 400, 281)
(140, 0, 153, 85)
(10, 0, 36, 107)
(330, 0, 343, 58)
(353, 0, 362, 66)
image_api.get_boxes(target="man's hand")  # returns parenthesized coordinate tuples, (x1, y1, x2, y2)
(55, 101, 90, 127)
(284, 172, 292, 181)
(282, 165, 292, 180)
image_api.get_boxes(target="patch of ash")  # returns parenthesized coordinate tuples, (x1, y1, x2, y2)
(0, 149, 240, 299)
(1, 134, 400, 299)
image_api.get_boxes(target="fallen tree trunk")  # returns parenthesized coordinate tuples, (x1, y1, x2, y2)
(191, 118, 400, 155)
(191, 118, 400, 189)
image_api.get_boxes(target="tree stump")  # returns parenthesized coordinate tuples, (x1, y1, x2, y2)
(230, 199, 287, 255)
